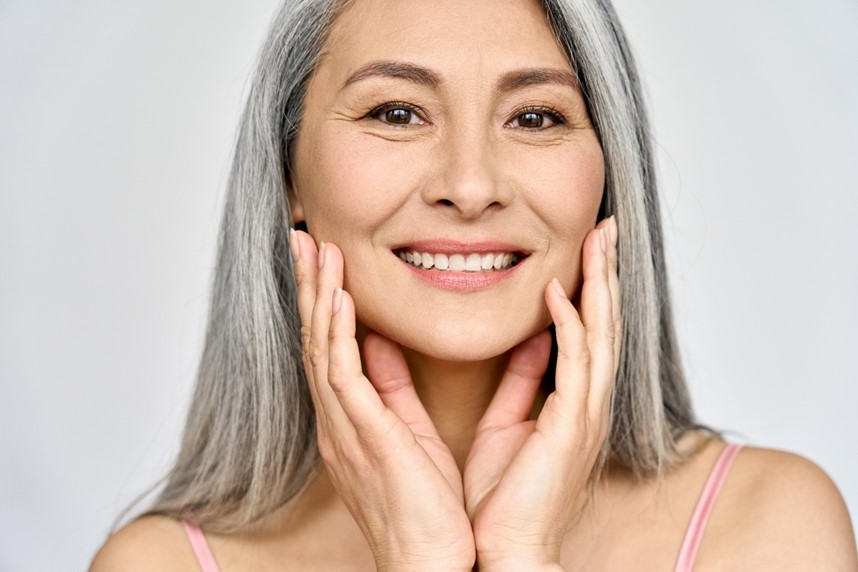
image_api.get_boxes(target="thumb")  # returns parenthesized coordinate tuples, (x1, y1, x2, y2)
(364, 331, 437, 435)
(477, 330, 552, 432)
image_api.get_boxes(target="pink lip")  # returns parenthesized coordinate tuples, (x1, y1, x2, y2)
(392, 239, 528, 255)
(400, 262, 523, 291)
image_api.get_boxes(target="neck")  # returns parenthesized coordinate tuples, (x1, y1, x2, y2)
(400, 349, 509, 470)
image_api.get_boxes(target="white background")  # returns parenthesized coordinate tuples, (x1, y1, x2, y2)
(1, 1, 856, 570)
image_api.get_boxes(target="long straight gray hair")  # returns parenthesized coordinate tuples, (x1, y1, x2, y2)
(144, 0, 697, 532)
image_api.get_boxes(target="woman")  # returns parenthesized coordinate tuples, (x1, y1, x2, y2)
(91, 0, 857, 569)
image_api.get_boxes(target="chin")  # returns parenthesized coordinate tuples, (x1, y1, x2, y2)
(363, 307, 551, 363)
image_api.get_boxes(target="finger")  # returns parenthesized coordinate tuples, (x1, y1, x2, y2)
(363, 332, 438, 437)
(291, 229, 320, 331)
(309, 241, 346, 418)
(544, 277, 590, 412)
(290, 229, 322, 407)
(606, 216, 622, 374)
(579, 225, 616, 416)
(477, 330, 551, 431)
(327, 288, 392, 434)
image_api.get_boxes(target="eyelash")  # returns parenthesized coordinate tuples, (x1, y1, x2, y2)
(508, 106, 566, 130)
(366, 101, 426, 127)
(365, 102, 567, 130)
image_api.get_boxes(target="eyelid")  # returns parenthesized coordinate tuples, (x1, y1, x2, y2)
(506, 105, 567, 129)
(366, 101, 428, 126)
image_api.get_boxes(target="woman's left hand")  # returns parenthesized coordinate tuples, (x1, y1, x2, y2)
(463, 217, 621, 571)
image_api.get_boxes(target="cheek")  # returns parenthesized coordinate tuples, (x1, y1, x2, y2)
(528, 139, 605, 278)
(295, 128, 421, 243)
(543, 139, 605, 222)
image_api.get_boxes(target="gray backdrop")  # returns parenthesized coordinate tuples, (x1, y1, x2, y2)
(1, 1, 856, 570)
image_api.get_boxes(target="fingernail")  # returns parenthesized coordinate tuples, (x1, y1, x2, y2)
(289, 228, 301, 261)
(318, 241, 326, 269)
(599, 228, 608, 254)
(332, 287, 342, 314)
(551, 277, 566, 299)
(608, 215, 618, 248)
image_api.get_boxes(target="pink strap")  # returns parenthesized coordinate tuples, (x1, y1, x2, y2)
(181, 520, 221, 572)
(674, 443, 743, 572)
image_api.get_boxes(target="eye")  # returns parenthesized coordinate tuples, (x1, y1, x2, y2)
(368, 102, 426, 126)
(508, 107, 565, 129)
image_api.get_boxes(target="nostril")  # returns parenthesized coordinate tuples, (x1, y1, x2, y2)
(438, 199, 454, 206)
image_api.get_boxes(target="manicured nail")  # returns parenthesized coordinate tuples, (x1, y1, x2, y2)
(608, 215, 618, 248)
(599, 228, 608, 254)
(318, 241, 326, 269)
(332, 287, 342, 314)
(289, 228, 301, 261)
(551, 277, 566, 299)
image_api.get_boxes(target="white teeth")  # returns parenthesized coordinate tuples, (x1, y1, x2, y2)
(449, 254, 466, 271)
(435, 253, 449, 270)
(465, 253, 481, 271)
(397, 249, 520, 272)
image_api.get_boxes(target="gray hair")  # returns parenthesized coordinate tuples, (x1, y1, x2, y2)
(143, 0, 697, 532)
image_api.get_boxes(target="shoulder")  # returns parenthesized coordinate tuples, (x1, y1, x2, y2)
(707, 445, 857, 570)
(89, 515, 200, 571)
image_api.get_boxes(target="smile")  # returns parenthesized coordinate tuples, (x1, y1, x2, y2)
(395, 249, 521, 272)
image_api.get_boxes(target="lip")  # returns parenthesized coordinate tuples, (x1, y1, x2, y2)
(391, 239, 530, 256)
(392, 239, 528, 292)
(400, 262, 523, 291)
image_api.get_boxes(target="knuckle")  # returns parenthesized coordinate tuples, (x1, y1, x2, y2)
(300, 325, 313, 349)
(326, 368, 349, 395)
(293, 262, 305, 284)
(574, 344, 591, 369)
(558, 346, 591, 370)
(307, 340, 326, 369)
(328, 323, 347, 343)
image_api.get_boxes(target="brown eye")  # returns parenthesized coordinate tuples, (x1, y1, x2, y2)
(385, 108, 413, 124)
(508, 107, 564, 129)
(368, 102, 425, 126)
(519, 112, 545, 128)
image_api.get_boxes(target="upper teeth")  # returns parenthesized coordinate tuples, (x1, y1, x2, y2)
(397, 250, 519, 272)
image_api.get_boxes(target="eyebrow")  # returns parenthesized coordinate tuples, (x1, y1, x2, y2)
(343, 61, 441, 89)
(496, 68, 580, 93)
(341, 60, 579, 93)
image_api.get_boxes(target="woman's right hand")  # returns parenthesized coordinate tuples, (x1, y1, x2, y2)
(290, 229, 475, 572)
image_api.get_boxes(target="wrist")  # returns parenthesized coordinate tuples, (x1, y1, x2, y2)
(375, 554, 474, 572)
(476, 547, 563, 572)
(480, 563, 564, 572)
(376, 563, 472, 572)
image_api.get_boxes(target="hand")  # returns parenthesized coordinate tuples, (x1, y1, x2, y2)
(464, 217, 621, 570)
(290, 230, 475, 572)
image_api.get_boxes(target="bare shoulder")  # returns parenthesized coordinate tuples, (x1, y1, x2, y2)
(704, 445, 858, 570)
(89, 514, 198, 571)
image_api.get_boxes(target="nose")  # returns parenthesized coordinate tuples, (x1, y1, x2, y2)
(421, 125, 511, 219)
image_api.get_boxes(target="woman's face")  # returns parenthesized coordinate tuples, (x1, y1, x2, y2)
(291, 0, 605, 361)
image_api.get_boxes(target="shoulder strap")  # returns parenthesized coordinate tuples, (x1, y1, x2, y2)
(181, 520, 221, 572)
(674, 443, 743, 572)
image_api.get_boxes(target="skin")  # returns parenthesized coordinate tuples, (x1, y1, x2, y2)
(90, 0, 858, 570)
(287, 0, 612, 567)
(288, 0, 605, 475)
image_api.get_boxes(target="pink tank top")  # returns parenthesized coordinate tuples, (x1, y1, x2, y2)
(182, 443, 743, 571)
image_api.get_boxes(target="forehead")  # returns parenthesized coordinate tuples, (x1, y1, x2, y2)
(320, 0, 571, 79)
